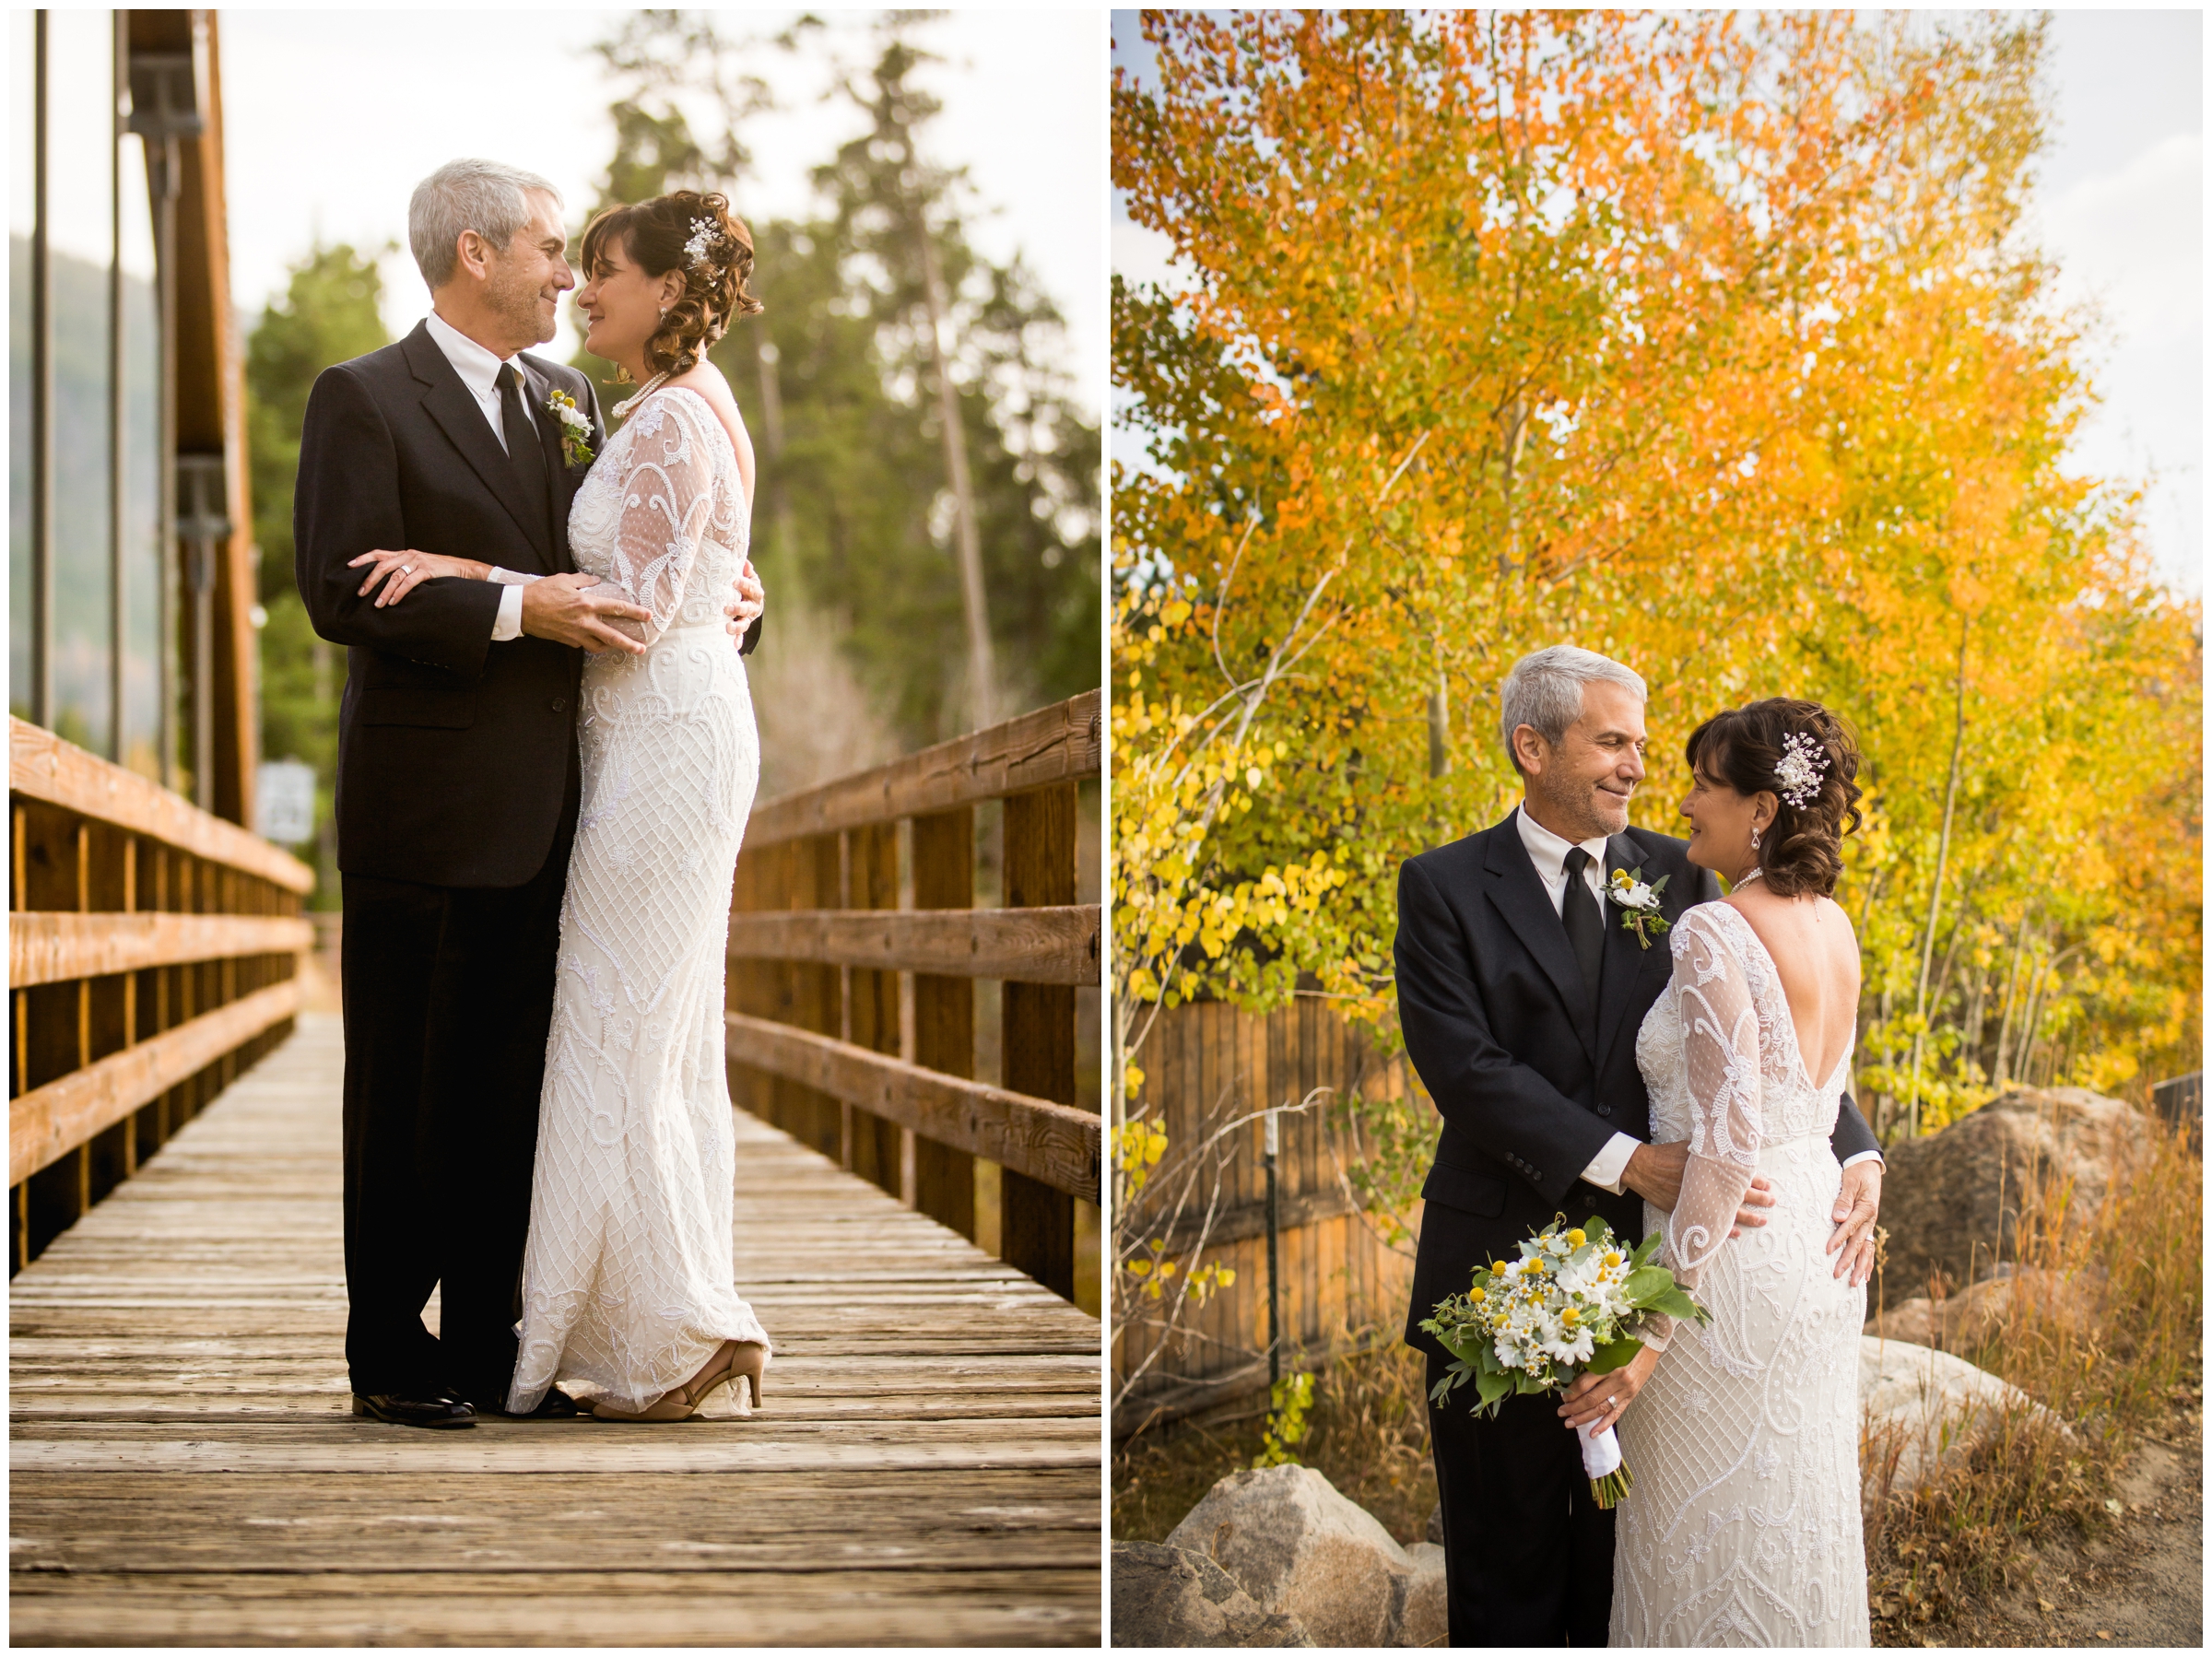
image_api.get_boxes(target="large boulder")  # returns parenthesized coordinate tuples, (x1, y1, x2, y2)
(1397, 1541, 1449, 1648)
(1110, 1541, 1314, 1647)
(1858, 1335, 2054, 1497)
(1165, 1464, 1417, 1648)
(1877, 1087, 2151, 1297)
(1865, 1263, 2099, 1354)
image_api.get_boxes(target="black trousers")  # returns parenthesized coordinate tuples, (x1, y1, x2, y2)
(1429, 1349, 1616, 1646)
(338, 757, 578, 1403)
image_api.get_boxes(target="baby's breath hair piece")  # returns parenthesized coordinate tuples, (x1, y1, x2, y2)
(1773, 731, 1830, 809)
(684, 216, 722, 273)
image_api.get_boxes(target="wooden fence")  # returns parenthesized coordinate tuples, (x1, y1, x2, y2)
(726, 691, 1102, 1307)
(8, 718, 314, 1273)
(1112, 995, 1421, 1435)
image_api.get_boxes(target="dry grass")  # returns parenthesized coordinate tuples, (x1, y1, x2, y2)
(1110, 1116, 2201, 1649)
(1865, 1115, 2203, 1645)
(1112, 1332, 1441, 1548)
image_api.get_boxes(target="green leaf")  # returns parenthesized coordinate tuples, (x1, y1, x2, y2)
(1474, 1367, 1512, 1411)
(1650, 1286, 1707, 1322)
(1584, 1335, 1645, 1375)
(1624, 1264, 1676, 1303)
(1630, 1232, 1663, 1268)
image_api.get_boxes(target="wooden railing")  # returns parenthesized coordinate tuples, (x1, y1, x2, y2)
(9, 719, 314, 1273)
(726, 691, 1102, 1304)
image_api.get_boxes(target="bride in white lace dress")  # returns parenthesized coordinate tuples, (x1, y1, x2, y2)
(345, 192, 773, 1422)
(1609, 700, 1871, 1646)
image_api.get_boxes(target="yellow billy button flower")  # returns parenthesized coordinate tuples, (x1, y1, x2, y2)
(1492, 1261, 1510, 1275)
(1566, 1228, 1587, 1248)
(1561, 1307, 1579, 1325)
(1604, 1251, 1622, 1267)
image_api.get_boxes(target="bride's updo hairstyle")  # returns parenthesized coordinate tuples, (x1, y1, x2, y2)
(1684, 698, 1864, 899)
(579, 189, 762, 377)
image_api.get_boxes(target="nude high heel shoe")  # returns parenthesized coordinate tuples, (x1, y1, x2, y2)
(591, 1340, 768, 1422)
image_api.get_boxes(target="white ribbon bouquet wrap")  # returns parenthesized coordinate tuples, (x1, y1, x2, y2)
(1418, 1215, 1708, 1508)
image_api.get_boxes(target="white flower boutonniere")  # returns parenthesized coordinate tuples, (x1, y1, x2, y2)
(547, 389, 594, 467)
(1606, 865, 1671, 949)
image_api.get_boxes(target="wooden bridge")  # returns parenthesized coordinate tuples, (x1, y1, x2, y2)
(11, 1016, 1100, 1644)
(9, 701, 1104, 1645)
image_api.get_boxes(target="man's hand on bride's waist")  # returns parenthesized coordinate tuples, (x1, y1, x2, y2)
(521, 572, 650, 655)
(724, 559, 763, 641)
(1621, 1139, 1775, 1236)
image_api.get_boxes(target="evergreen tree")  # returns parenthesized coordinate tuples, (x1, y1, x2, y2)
(579, 16, 1100, 750)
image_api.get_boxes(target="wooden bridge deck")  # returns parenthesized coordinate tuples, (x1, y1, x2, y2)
(9, 1016, 1102, 1646)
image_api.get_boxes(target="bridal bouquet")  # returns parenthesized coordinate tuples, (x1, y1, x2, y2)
(1418, 1216, 1708, 1508)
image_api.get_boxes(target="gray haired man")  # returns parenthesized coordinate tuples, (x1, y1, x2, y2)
(294, 159, 761, 1429)
(1391, 645, 1883, 1643)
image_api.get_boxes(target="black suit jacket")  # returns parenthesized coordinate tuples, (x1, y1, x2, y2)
(299, 322, 601, 887)
(1395, 811, 1878, 1357)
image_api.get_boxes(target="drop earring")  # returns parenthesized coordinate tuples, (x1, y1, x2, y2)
(1750, 824, 1762, 852)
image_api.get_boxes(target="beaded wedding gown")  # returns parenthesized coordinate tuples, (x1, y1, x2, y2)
(1611, 902, 1867, 1646)
(507, 385, 771, 1416)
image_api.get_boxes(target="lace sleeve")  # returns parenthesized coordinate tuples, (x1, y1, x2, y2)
(1642, 909, 1762, 1351)
(586, 393, 718, 648)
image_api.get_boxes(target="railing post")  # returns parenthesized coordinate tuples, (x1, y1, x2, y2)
(1002, 781, 1077, 1299)
(847, 820, 901, 1197)
(796, 833, 842, 1159)
(911, 807, 976, 1238)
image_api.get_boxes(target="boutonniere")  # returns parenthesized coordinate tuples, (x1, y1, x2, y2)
(547, 389, 594, 467)
(1606, 865, 1671, 949)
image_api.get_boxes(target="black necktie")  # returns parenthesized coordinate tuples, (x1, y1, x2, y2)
(1561, 846, 1605, 1020)
(497, 362, 549, 517)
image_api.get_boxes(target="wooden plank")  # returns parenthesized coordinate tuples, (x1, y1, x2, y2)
(11, 911, 313, 987)
(10, 718, 313, 893)
(6, 1570, 1101, 1648)
(725, 904, 1099, 985)
(745, 691, 1100, 848)
(1002, 784, 1078, 1300)
(725, 1013, 1099, 1203)
(9, 979, 300, 1185)
(1159, 1183, 1364, 1249)
(9, 1014, 1100, 1647)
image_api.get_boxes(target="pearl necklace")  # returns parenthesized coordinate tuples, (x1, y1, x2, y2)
(1735, 866, 1765, 887)
(611, 370, 671, 422)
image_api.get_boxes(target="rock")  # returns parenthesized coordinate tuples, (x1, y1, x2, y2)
(1858, 1335, 2057, 1497)
(1110, 1540, 1314, 1647)
(1865, 1265, 2098, 1355)
(1425, 1501, 1444, 1545)
(1166, 1464, 1416, 1647)
(1877, 1087, 2152, 1297)
(1396, 1541, 1449, 1648)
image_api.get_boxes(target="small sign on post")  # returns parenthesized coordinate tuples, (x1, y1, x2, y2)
(256, 759, 316, 847)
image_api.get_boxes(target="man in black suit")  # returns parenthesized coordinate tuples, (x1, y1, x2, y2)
(295, 160, 762, 1429)
(1394, 646, 1885, 1644)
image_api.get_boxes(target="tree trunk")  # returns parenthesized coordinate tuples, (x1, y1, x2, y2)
(912, 200, 996, 732)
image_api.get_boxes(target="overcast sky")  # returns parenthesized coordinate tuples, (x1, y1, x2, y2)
(1111, 11, 2203, 594)
(222, 8, 1105, 413)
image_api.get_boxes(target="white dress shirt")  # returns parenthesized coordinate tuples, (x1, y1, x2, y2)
(1514, 805, 1641, 1195)
(423, 310, 533, 642)
(1514, 803, 1881, 1199)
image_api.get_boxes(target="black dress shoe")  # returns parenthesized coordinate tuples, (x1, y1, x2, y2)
(352, 1391, 477, 1429)
(471, 1388, 582, 1420)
